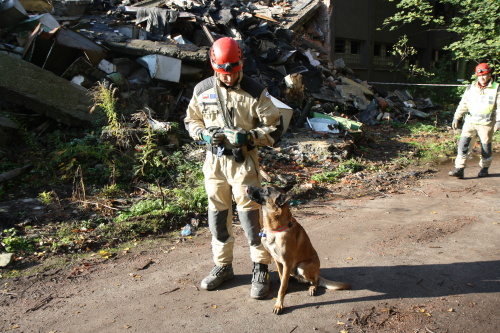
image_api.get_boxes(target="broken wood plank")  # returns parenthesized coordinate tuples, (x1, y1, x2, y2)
(201, 23, 215, 44)
(254, 13, 279, 24)
(103, 39, 209, 65)
(282, 0, 322, 31)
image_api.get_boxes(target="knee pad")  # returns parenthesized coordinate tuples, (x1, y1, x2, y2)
(208, 209, 230, 243)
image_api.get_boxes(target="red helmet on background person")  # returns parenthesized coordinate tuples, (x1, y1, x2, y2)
(210, 37, 243, 74)
(475, 63, 492, 76)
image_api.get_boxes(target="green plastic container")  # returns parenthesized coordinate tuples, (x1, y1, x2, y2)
(312, 112, 363, 141)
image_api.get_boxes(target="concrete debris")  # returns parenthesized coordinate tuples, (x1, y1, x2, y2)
(0, 253, 14, 267)
(0, 0, 438, 155)
(0, 0, 29, 29)
(0, 52, 98, 126)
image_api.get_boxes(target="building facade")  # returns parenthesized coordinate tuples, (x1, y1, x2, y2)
(328, 0, 452, 82)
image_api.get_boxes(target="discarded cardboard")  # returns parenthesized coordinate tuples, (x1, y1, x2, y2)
(270, 96, 293, 133)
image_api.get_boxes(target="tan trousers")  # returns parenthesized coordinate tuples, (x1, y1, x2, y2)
(455, 121, 495, 168)
(203, 148, 271, 266)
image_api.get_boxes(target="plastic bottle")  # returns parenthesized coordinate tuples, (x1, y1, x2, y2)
(181, 224, 192, 236)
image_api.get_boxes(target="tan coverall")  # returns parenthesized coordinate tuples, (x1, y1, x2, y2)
(184, 72, 282, 266)
(453, 80, 500, 169)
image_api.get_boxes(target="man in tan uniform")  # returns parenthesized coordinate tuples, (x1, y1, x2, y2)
(184, 37, 282, 299)
(449, 63, 500, 179)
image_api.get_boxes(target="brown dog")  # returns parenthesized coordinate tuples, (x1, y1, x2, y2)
(246, 185, 350, 314)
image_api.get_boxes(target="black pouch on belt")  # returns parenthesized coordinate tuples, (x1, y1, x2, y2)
(232, 147, 245, 163)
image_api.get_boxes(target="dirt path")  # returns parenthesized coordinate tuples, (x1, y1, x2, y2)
(1, 162, 499, 333)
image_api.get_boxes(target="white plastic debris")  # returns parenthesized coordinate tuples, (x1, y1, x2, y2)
(306, 117, 340, 134)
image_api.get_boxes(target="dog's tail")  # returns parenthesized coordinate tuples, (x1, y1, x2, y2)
(318, 276, 351, 290)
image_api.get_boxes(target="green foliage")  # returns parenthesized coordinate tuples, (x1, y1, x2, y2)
(2, 228, 35, 253)
(100, 184, 124, 198)
(133, 126, 166, 180)
(115, 199, 166, 222)
(38, 191, 53, 205)
(116, 185, 207, 224)
(50, 134, 116, 182)
(168, 148, 205, 187)
(167, 186, 208, 214)
(405, 139, 456, 162)
(93, 82, 121, 136)
(405, 54, 465, 106)
(391, 35, 435, 79)
(388, 121, 457, 162)
(405, 122, 439, 135)
(384, 0, 500, 64)
(311, 158, 364, 183)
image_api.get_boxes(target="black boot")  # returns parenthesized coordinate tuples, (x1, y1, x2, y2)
(478, 167, 489, 177)
(448, 168, 464, 179)
(250, 263, 270, 299)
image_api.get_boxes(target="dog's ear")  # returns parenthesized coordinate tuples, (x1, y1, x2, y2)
(275, 191, 294, 207)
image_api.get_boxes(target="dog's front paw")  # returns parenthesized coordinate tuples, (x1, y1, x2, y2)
(309, 286, 317, 296)
(273, 301, 284, 314)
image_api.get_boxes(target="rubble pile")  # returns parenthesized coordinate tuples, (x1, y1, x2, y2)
(0, 0, 438, 157)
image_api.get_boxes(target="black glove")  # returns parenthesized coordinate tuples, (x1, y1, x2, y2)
(199, 126, 225, 145)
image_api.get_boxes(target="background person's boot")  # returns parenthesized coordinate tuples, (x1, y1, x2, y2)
(448, 168, 464, 179)
(201, 264, 234, 290)
(250, 263, 270, 299)
(478, 167, 489, 177)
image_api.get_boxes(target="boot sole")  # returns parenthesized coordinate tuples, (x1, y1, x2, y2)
(250, 289, 269, 299)
(200, 273, 234, 290)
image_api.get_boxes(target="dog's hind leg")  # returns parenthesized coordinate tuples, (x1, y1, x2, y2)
(297, 262, 320, 296)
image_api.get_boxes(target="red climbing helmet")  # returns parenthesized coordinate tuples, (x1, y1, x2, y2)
(475, 63, 492, 76)
(210, 37, 243, 74)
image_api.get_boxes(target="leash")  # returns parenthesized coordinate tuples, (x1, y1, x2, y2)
(259, 220, 293, 237)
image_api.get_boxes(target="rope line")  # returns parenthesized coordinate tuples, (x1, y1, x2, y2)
(368, 82, 464, 87)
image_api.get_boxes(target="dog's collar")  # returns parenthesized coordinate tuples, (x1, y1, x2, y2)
(259, 221, 293, 237)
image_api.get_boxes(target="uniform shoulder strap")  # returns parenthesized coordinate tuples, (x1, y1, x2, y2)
(240, 75, 265, 99)
(194, 76, 215, 96)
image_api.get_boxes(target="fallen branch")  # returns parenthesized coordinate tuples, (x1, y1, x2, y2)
(25, 296, 53, 312)
(0, 164, 32, 183)
(408, 188, 430, 197)
(160, 287, 180, 295)
(76, 201, 120, 211)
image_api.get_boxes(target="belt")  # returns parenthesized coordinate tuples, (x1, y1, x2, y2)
(207, 144, 256, 155)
